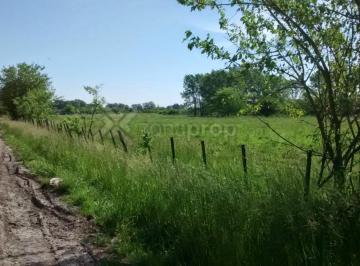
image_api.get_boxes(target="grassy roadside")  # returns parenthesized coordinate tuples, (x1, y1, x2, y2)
(1, 119, 360, 265)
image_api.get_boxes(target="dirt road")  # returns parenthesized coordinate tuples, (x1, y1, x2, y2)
(0, 138, 97, 265)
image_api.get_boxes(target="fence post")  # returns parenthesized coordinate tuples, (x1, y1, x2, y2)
(304, 150, 312, 199)
(58, 123, 63, 133)
(241, 144, 248, 174)
(109, 130, 117, 148)
(99, 129, 104, 145)
(117, 130, 128, 153)
(201, 140, 207, 167)
(81, 127, 88, 142)
(66, 123, 73, 138)
(147, 146, 153, 162)
(89, 129, 94, 142)
(170, 137, 176, 164)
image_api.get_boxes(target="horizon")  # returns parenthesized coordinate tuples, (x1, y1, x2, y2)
(0, 0, 231, 106)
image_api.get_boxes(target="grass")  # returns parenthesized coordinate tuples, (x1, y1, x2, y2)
(1, 114, 360, 265)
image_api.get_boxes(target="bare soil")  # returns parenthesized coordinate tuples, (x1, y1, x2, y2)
(0, 138, 99, 265)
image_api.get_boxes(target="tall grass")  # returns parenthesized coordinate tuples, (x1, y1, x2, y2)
(1, 118, 360, 265)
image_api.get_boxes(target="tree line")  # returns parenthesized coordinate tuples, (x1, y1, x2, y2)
(181, 65, 314, 117)
(0, 63, 187, 120)
(56, 100, 185, 115)
(0, 62, 318, 121)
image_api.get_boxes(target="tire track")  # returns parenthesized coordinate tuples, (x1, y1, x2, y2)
(0, 138, 98, 265)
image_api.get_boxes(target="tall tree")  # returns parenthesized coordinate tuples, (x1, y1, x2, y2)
(182, 74, 203, 116)
(179, 0, 360, 189)
(0, 63, 52, 119)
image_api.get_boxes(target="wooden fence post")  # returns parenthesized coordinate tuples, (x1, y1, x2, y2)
(58, 123, 63, 133)
(147, 146, 153, 162)
(170, 137, 176, 164)
(109, 130, 117, 148)
(117, 130, 128, 153)
(304, 150, 312, 199)
(99, 129, 104, 145)
(201, 140, 207, 167)
(66, 124, 73, 138)
(81, 127, 88, 142)
(241, 144, 248, 174)
(89, 129, 94, 142)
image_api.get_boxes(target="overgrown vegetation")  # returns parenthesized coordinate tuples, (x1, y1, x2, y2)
(0, 0, 358, 264)
(1, 117, 360, 265)
(0, 63, 54, 120)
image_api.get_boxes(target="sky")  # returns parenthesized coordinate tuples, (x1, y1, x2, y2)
(0, 0, 230, 106)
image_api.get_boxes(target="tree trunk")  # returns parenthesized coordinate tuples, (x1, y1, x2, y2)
(333, 155, 345, 189)
(193, 97, 197, 116)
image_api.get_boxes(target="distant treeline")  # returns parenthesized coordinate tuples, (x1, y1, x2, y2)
(54, 99, 187, 115)
(55, 65, 319, 117)
(2, 63, 356, 120)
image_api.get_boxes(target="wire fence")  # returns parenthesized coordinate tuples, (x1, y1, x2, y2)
(25, 118, 359, 198)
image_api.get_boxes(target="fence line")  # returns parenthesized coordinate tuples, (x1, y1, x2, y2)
(26, 118, 332, 198)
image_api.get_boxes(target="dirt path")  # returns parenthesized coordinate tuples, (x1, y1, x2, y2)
(0, 138, 98, 265)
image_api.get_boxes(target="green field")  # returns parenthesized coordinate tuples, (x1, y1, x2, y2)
(59, 113, 320, 173)
(1, 114, 359, 265)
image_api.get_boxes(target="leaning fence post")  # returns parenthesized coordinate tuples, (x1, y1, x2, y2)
(147, 146, 153, 162)
(66, 123, 73, 138)
(241, 144, 248, 174)
(81, 127, 88, 142)
(98, 129, 104, 145)
(58, 123, 63, 133)
(201, 140, 207, 167)
(109, 130, 117, 148)
(170, 137, 176, 164)
(304, 150, 313, 199)
(89, 129, 94, 142)
(117, 130, 128, 153)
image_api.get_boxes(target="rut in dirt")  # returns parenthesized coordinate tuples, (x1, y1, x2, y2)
(0, 138, 98, 265)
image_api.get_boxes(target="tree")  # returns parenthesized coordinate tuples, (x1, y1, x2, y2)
(182, 74, 203, 116)
(0, 63, 52, 119)
(83, 85, 105, 135)
(106, 103, 131, 113)
(54, 99, 88, 115)
(211, 87, 243, 116)
(142, 101, 156, 112)
(179, 0, 360, 189)
(14, 88, 55, 120)
(131, 104, 143, 112)
(182, 66, 292, 116)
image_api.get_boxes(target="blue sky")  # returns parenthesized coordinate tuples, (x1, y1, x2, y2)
(0, 0, 229, 106)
